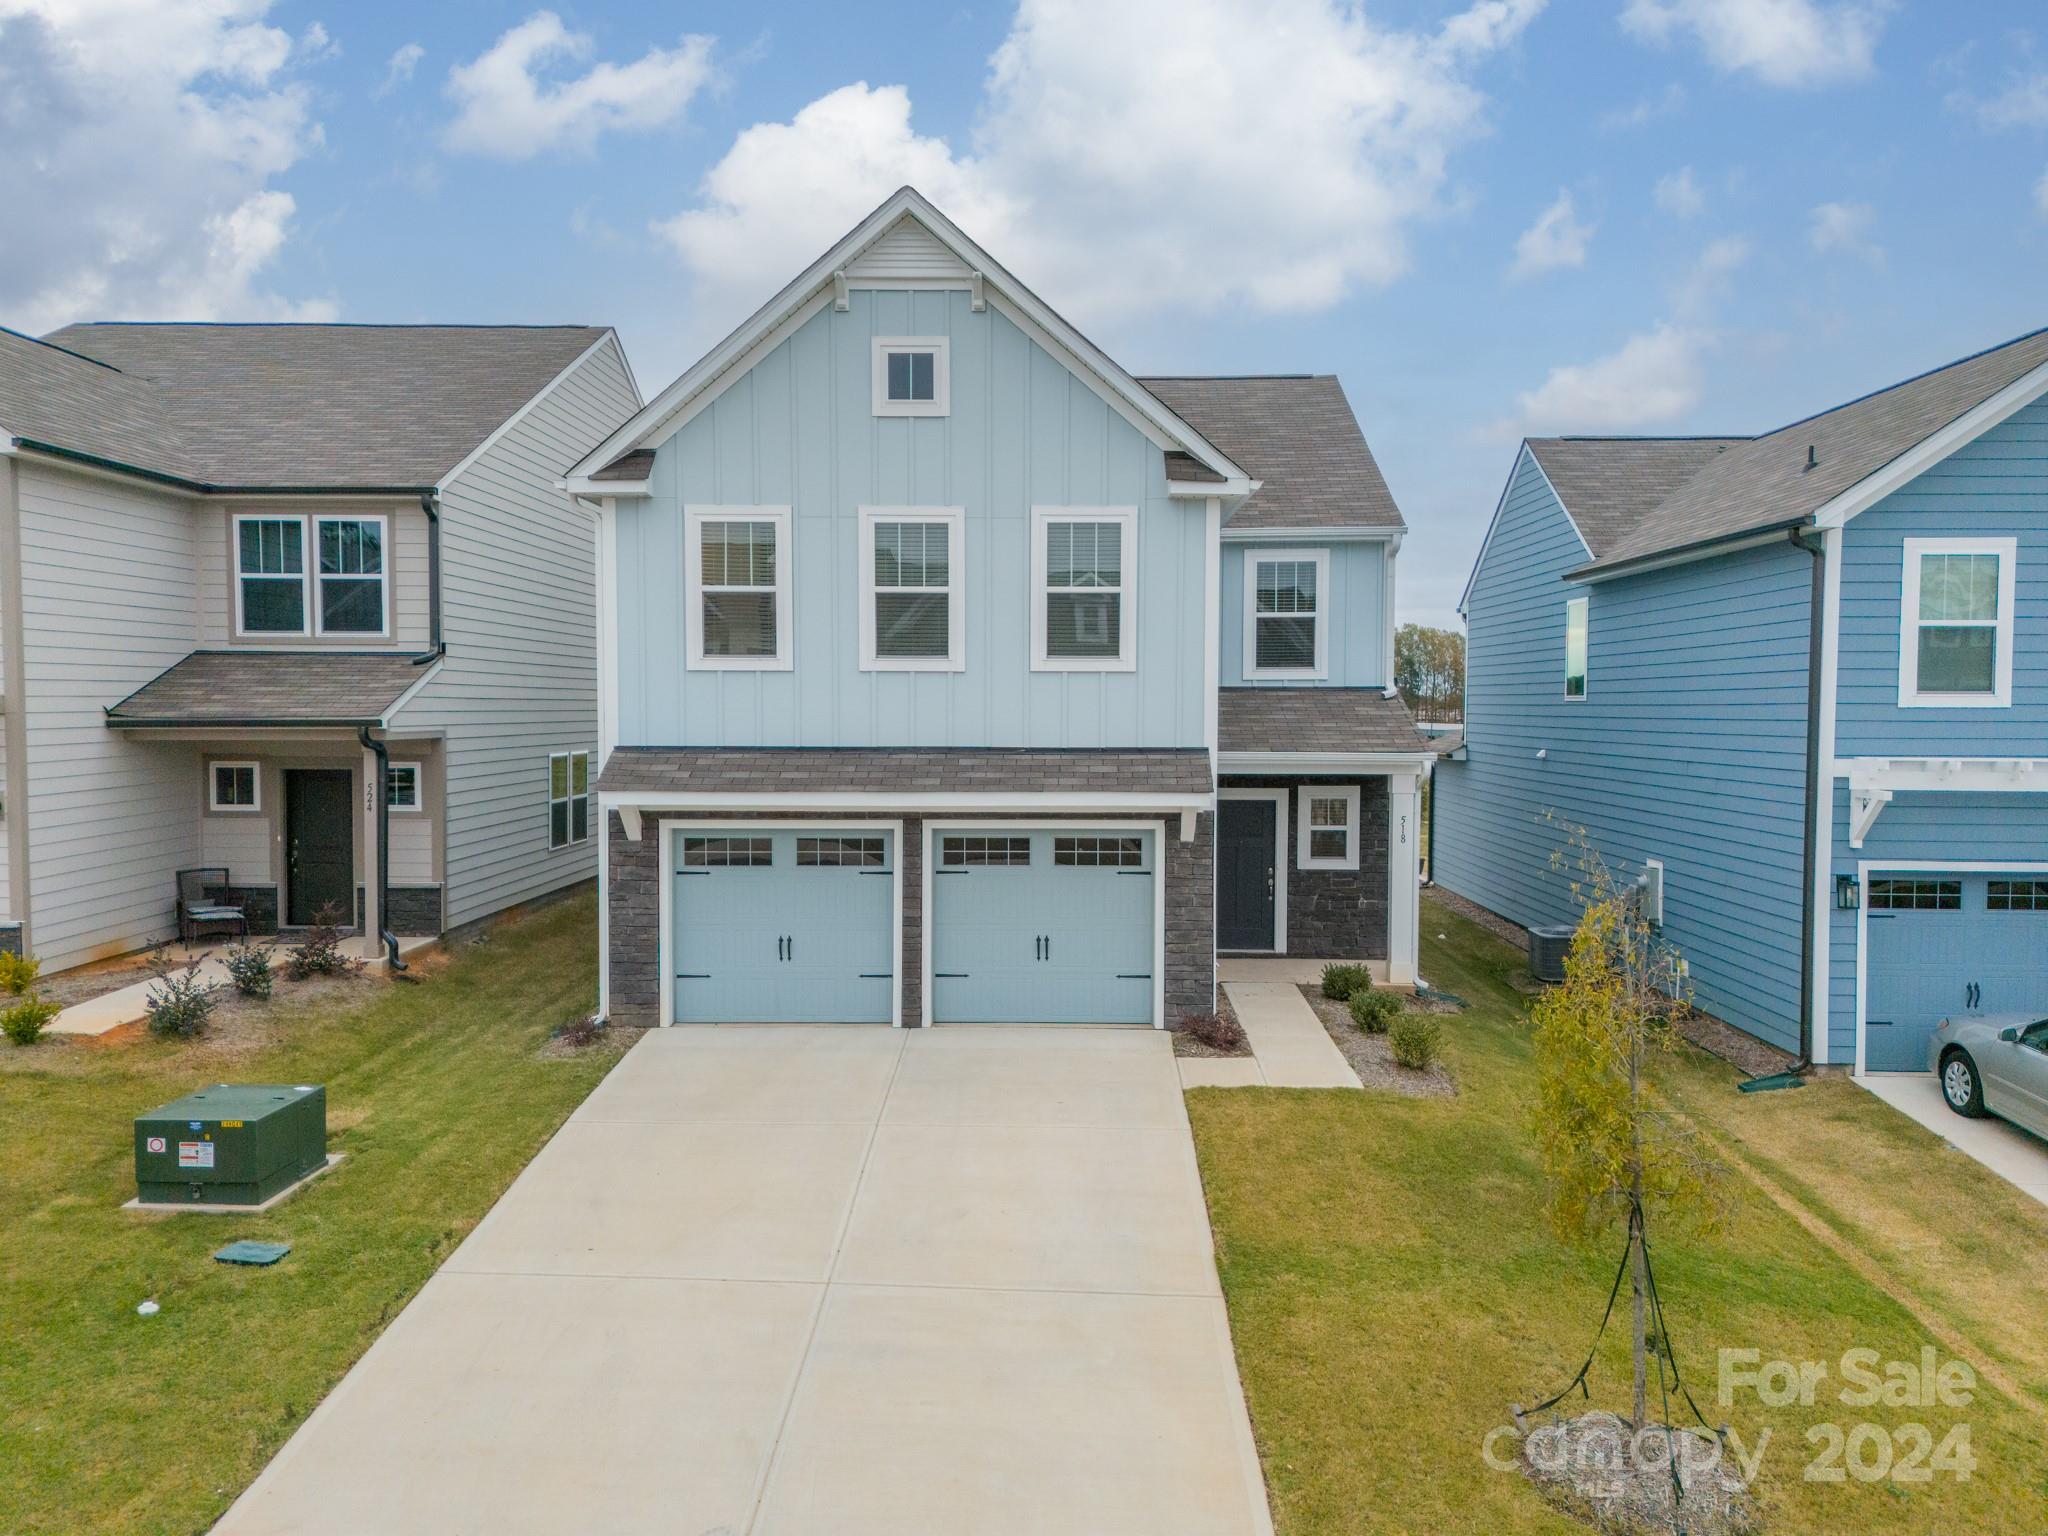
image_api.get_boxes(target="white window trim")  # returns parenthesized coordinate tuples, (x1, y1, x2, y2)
(1241, 547, 1330, 680)
(1564, 594, 1589, 701)
(386, 761, 422, 813)
(1898, 536, 2016, 708)
(858, 506, 965, 672)
(685, 506, 794, 671)
(207, 760, 262, 814)
(1029, 506, 1138, 673)
(1297, 784, 1361, 871)
(871, 336, 950, 417)
(548, 750, 591, 850)
(312, 513, 392, 639)
(232, 513, 310, 639)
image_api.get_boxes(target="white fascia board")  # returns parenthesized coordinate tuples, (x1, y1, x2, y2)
(1220, 523, 1397, 541)
(599, 789, 1213, 813)
(377, 658, 445, 727)
(1814, 356, 2048, 530)
(440, 331, 627, 495)
(1169, 478, 1260, 500)
(1459, 442, 1581, 618)
(567, 187, 1246, 484)
(565, 476, 650, 498)
(1218, 750, 1438, 774)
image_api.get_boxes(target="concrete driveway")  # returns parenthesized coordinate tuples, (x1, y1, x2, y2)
(216, 1026, 1273, 1536)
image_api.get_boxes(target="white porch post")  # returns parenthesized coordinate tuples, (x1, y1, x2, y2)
(1387, 769, 1421, 986)
(360, 744, 381, 944)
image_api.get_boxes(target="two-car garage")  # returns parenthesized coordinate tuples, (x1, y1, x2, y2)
(664, 822, 1162, 1028)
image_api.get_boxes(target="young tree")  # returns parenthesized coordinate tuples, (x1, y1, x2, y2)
(1394, 623, 1465, 726)
(1531, 832, 1721, 1429)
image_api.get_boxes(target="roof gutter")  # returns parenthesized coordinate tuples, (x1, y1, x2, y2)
(12, 438, 436, 499)
(1564, 517, 1810, 584)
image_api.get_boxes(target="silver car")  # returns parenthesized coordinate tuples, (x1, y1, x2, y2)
(1930, 1013, 2048, 1138)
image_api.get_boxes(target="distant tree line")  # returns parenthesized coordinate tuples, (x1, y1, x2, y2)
(1395, 623, 1464, 726)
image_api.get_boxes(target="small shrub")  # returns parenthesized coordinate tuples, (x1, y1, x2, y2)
(222, 939, 276, 998)
(1348, 987, 1400, 1034)
(287, 904, 366, 981)
(1320, 962, 1369, 1000)
(1180, 1011, 1248, 1053)
(1389, 1012, 1442, 1071)
(0, 950, 40, 997)
(145, 954, 217, 1038)
(2, 996, 59, 1046)
(555, 1015, 603, 1049)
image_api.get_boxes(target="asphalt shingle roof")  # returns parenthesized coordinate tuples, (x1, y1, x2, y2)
(8, 323, 608, 490)
(106, 652, 429, 726)
(1218, 689, 1432, 755)
(1525, 438, 1749, 558)
(1139, 375, 1403, 530)
(597, 748, 1213, 797)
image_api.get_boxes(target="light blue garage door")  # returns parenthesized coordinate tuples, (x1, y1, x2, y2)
(930, 829, 1156, 1025)
(1864, 874, 2048, 1071)
(671, 830, 894, 1023)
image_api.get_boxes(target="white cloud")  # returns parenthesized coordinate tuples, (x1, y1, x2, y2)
(377, 41, 424, 97)
(1509, 191, 1594, 279)
(1620, 0, 1892, 88)
(1808, 199, 1881, 261)
(1654, 166, 1704, 218)
(1673, 233, 1750, 317)
(443, 10, 715, 160)
(1501, 324, 1706, 433)
(657, 0, 1547, 331)
(0, 0, 334, 333)
(1965, 71, 2048, 130)
(2035, 168, 2048, 220)
(1602, 80, 1686, 128)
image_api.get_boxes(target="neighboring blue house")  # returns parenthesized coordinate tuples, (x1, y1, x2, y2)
(1435, 329, 2048, 1076)
(567, 187, 1435, 1029)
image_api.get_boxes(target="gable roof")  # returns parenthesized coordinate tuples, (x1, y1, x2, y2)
(1138, 376, 1403, 530)
(567, 187, 1247, 491)
(1524, 437, 1748, 558)
(1577, 326, 2048, 576)
(5, 323, 613, 492)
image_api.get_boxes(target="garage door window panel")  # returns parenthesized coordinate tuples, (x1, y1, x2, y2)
(1987, 879, 2048, 912)
(942, 835, 1031, 868)
(682, 835, 772, 868)
(1868, 878, 1961, 911)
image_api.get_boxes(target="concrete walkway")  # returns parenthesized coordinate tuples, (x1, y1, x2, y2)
(214, 1026, 1274, 1536)
(1858, 1073, 2048, 1209)
(1179, 979, 1362, 1090)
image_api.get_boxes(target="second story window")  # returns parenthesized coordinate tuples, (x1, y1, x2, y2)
(687, 508, 792, 669)
(235, 516, 306, 635)
(1564, 595, 1588, 699)
(1901, 538, 2015, 707)
(861, 508, 963, 670)
(1244, 549, 1328, 679)
(872, 337, 949, 417)
(1033, 508, 1136, 671)
(316, 516, 387, 635)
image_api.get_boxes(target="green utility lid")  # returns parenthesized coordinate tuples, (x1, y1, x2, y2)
(143, 1084, 319, 1122)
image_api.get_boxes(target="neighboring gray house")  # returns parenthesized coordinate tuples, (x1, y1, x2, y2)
(1437, 327, 2048, 1078)
(567, 188, 1435, 1030)
(0, 322, 640, 972)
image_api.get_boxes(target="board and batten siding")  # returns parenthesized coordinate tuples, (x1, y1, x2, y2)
(1432, 446, 1813, 1054)
(1220, 537, 1386, 686)
(1835, 395, 2048, 757)
(398, 336, 639, 929)
(195, 500, 431, 648)
(614, 289, 1208, 749)
(16, 461, 202, 967)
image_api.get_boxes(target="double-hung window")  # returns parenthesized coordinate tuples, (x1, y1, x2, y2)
(1297, 785, 1361, 870)
(1243, 548, 1329, 678)
(1900, 538, 2016, 707)
(1564, 596, 1588, 699)
(316, 516, 387, 634)
(548, 751, 589, 849)
(871, 337, 949, 416)
(1032, 507, 1135, 670)
(686, 507, 792, 669)
(860, 507, 963, 670)
(235, 516, 307, 635)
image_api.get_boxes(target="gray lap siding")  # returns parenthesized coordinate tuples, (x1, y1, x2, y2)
(604, 807, 1214, 1028)
(1223, 775, 1391, 960)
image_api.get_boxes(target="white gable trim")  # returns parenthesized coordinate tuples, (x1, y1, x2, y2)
(1457, 443, 1592, 617)
(441, 331, 634, 494)
(1814, 356, 2048, 530)
(567, 188, 1246, 486)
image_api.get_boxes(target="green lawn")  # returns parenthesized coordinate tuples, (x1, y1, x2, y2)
(1188, 895, 2048, 1535)
(0, 891, 624, 1536)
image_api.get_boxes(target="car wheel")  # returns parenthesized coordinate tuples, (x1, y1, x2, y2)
(1939, 1050, 1987, 1119)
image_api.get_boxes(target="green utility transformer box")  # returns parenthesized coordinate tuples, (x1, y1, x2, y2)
(134, 1085, 326, 1206)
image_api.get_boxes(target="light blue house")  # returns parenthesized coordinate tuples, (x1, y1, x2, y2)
(1435, 329, 2048, 1076)
(567, 188, 1435, 1029)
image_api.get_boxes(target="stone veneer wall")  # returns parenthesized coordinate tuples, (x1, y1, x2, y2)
(605, 808, 1214, 1028)
(386, 886, 444, 937)
(1223, 776, 1390, 960)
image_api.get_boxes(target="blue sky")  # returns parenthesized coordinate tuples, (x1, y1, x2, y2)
(6, 1, 2047, 624)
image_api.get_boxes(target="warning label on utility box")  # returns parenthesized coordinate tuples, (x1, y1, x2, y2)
(146, 1136, 167, 1154)
(178, 1141, 215, 1169)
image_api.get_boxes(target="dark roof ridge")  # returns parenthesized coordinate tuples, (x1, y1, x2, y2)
(1137, 372, 1319, 381)
(1755, 323, 2048, 441)
(56, 320, 601, 332)
(0, 322, 125, 372)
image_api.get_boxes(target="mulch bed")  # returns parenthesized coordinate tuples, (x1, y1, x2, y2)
(1173, 988, 1252, 1057)
(1520, 1411, 1756, 1536)
(1298, 985, 1456, 1098)
(39, 945, 218, 1011)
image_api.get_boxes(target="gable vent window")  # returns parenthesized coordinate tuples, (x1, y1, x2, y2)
(1901, 539, 2015, 707)
(872, 338, 949, 417)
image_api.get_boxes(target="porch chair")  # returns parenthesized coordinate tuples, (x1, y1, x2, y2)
(176, 867, 247, 946)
